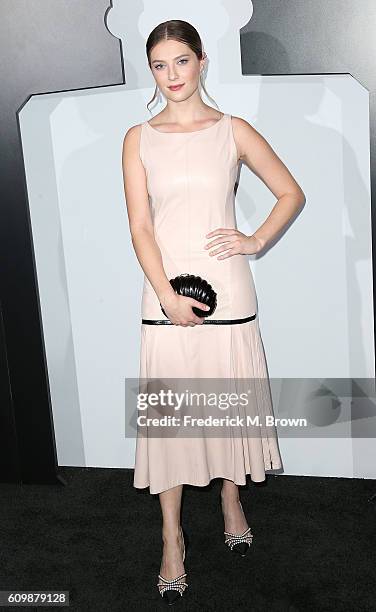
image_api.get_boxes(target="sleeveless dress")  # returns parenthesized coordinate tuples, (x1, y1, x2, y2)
(133, 113, 283, 494)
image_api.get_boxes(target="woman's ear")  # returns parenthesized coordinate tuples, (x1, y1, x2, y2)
(201, 52, 207, 72)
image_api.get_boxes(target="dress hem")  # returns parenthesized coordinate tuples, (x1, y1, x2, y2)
(133, 463, 283, 495)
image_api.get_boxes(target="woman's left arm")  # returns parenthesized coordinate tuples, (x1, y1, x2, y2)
(205, 116, 306, 258)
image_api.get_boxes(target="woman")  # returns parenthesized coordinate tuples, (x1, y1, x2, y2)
(122, 19, 305, 604)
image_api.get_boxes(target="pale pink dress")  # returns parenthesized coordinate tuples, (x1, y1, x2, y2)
(133, 113, 283, 494)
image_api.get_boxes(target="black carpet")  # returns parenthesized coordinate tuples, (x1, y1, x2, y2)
(0, 469, 375, 611)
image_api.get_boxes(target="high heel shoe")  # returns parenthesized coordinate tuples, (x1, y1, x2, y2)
(220, 493, 254, 557)
(157, 526, 188, 605)
(224, 526, 253, 556)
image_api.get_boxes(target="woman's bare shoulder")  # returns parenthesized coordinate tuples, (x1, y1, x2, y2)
(230, 115, 260, 137)
(230, 115, 267, 160)
(123, 122, 143, 143)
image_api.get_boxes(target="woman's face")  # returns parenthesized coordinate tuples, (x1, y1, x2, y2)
(149, 39, 204, 101)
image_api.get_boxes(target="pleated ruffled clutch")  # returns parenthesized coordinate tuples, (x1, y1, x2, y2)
(160, 273, 217, 318)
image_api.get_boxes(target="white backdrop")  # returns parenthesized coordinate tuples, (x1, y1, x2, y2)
(19, 0, 375, 479)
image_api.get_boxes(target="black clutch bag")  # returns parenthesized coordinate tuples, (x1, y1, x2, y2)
(160, 273, 217, 318)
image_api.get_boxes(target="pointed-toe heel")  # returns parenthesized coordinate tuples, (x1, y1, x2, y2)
(220, 492, 253, 557)
(223, 526, 253, 556)
(157, 526, 188, 605)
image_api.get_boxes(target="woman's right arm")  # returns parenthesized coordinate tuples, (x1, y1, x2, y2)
(121, 125, 209, 326)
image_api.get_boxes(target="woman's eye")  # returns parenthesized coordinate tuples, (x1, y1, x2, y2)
(154, 59, 188, 70)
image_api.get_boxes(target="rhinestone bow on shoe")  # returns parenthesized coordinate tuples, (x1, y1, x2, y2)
(157, 572, 188, 599)
(224, 526, 253, 556)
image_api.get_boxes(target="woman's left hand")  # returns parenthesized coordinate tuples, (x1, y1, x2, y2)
(205, 228, 264, 259)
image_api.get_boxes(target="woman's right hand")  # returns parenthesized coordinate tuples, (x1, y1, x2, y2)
(160, 293, 210, 326)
